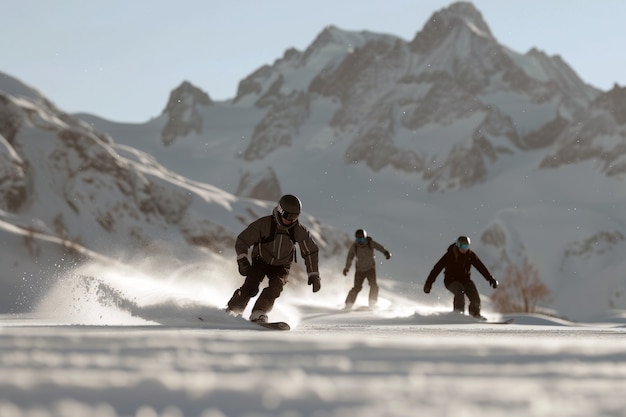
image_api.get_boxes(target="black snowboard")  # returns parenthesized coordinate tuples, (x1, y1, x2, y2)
(197, 315, 291, 330)
(253, 321, 291, 331)
(477, 318, 514, 324)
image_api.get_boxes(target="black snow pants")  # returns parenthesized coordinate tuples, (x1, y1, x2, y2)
(445, 280, 481, 317)
(227, 259, 290, 315)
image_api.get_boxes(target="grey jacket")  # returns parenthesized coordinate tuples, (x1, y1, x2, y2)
(344, 237, 389, 272)
(235, 213, 320, 278)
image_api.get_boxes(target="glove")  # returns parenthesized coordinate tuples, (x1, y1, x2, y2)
(423, 282, 432, 294)
(237, 258, 251, 276)
(488, 277, 499, 289)
(308, 275, 321, 293)
(384, 251, 391, 260)
(342, 268, 349, 276)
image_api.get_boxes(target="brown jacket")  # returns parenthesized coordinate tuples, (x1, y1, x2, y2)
(344, 237, 389, 272)
(235, 213, 320, 278)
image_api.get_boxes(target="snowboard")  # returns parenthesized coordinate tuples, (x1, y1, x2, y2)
(476, 318, 514, 325)
(253, 321, 291, 331)
(197, 316, 290, 331)
(426, 312, 514, 325)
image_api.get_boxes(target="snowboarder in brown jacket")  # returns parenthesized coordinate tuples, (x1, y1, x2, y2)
(423, 236, 498, 320)
(342, 229, 391, 310)
(227, 194, 321, 323)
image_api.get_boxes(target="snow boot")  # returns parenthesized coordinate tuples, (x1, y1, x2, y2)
(250, 310, 269, 323)
(471, 313, 487, 321)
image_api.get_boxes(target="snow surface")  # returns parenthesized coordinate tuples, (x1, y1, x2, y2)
(2, 260, 626, 417)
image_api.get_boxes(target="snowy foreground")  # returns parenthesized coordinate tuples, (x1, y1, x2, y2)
(2, 299, 626, 417)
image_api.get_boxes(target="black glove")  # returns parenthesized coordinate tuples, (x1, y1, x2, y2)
(423, 282, 432, 294)
(384, 251, 391, 260)
(488, 277, 498, 289)
(308, 275, 321, 293)
(342, 268, 348, 276)
(237, 258, 251, 276)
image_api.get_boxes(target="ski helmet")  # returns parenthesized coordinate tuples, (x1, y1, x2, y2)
(355, 229, 368, 244)
(456, 236, 471, 249)
(276, 194, 301, 222)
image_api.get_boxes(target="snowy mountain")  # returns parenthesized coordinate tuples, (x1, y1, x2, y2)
(2, 1, 626, 320)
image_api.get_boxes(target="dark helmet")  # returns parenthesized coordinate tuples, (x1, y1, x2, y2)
(355, 229, 368, 245)
(456, 236, 471, 249)
(276, 194, 302, 222)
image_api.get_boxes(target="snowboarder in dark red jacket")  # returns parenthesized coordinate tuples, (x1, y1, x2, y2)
(423, 236, 498, 320)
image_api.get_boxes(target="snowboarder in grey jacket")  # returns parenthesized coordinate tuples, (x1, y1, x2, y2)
(227, 194, 321, 323)
(423, 236, 498, 320)
(342, 229, 391, 309)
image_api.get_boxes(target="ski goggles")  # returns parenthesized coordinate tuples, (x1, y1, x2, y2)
(277, 206, 299, 221)
(356, 237, 366, 244)
(456, 242, 470, 250)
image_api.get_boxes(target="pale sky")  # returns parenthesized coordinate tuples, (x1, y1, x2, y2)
(2, 0, 625, 123)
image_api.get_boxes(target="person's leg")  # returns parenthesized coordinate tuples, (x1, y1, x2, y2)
(366, 269, 379, 307)
(345, 270, 366, 307)
(251, 264, 290, 318)
(464, 280, 483, 318)
(227, 262, 265, 315)
(445, 281, 465, 314)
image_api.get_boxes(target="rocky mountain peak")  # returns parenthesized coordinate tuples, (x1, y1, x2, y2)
(409, 1, 493, 54)
(161, 81, 212, 146)
(592, 84, 626, 124)
(309, 25, 345, 49)
(300, 25, 386, 69)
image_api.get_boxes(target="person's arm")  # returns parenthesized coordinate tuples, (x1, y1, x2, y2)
(343, 244, 356, 274)
(235, 217, 264, 256)
(471, 253, 498, 288)
(424, 252, 448, 292)
(372, 240, 391, 259)
(295, 226, 320, 273)
(234, 218, 266, 275)
(295, 224, 321, 292)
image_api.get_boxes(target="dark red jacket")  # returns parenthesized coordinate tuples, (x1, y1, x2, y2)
(425, 244, 493, 287)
